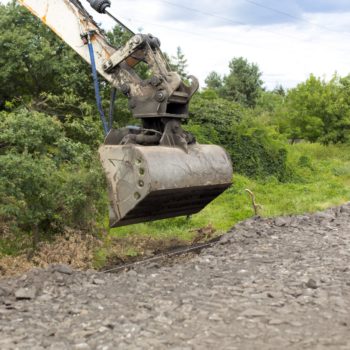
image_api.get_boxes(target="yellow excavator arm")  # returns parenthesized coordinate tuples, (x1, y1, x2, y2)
(19, 0, 196, 121)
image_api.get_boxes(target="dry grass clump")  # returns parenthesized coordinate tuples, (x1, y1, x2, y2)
(0, 222, 11, 239)
(0, 229, 101, 278)
(0, 224, 217, 278)
(0, 255, 34, 278)
(32, 229, 101, 270)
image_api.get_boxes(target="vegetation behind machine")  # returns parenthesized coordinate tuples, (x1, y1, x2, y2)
(1, 2, 350, 260)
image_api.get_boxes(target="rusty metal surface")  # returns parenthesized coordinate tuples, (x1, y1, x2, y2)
(99, 144, 233, 227)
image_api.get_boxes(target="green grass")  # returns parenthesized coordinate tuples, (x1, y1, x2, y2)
(109, 142, 350, 240)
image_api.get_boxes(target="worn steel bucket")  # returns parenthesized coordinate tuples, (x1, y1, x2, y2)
(99, 144, 233, 227)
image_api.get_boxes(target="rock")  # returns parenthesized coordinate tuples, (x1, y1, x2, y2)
(242, 231, 256, 238)
(37, 294, 53, 302)
(240, 308, 266, 317)
(68, 307, 81, 315)
(52, 264, 73, 275)
(268, 318, 285, 325)
(127, 270, 138, 277)
(288, 289, 303, 298)
(340, 205, 350, 214)
(208, 313, 222, 321)
(267, 291, 283, 299)
(274, 217, 291, 227)
(219, 234, 234, 244)
(3, 299, 12, 306)
(15, 287, 37, 300)
(148, 262, 161, 269)
(93, 278, 106, 285)
(306, 279, 318, 289)
(74, 344, 91, 350)
(49, 342, 68, 350)
(0, 286, 12, 297)
(314, 212, 335, 222)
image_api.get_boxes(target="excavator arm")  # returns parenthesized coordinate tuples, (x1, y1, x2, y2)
(19, 0, 198, 123)
(18, 0, 233, 227)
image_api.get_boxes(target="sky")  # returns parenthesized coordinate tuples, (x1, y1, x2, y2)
(3, 0, 350, 89)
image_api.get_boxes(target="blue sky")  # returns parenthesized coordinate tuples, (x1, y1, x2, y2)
(4, 0, 350, 89)
(158, 0, 350, 25)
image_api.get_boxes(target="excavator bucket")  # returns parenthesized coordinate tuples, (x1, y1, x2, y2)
(99, 144, 233, 227)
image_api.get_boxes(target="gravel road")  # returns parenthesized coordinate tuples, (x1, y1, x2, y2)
(1, 204, 350, 350)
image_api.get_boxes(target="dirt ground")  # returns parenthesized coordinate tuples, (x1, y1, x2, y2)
(1, 203, 350, 349)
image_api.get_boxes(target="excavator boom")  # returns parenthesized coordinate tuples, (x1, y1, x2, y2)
(18, 0, 233, 227)
(18, 0, 115, 83)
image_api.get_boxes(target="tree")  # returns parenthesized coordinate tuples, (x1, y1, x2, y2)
(222, 57, 263, 108)
(0, 2, 107, 243)
(256, 90, 284, 113)
(0, 109, 105, 240)
(0, 1, 93, 106)
(186, 92, 290, 181)
(167, 47, 189, 80)
(284, 74, 350, 144)
(273, 84, 286, 96)
(205, 71, 223, 91)
(106, 25, 133, 48)
(0, 2, 136, 135)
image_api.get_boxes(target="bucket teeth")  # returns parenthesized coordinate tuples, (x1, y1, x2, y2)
(99, 144, 233, 227)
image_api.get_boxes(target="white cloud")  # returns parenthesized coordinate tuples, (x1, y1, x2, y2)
(3, 0, 350, 89)
(108, 1, 350, 89)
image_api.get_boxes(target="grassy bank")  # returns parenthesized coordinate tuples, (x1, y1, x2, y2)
(93, 142, 350, 268)
(2, 142, 350, 273)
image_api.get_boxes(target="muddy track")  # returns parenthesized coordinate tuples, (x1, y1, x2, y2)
(1, 204, 350, 349)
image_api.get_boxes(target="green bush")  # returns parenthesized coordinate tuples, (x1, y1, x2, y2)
(224, 130, 290, 181)
(188, 92, 291, 180)
(0, 109, 105, 237)
(278, 74, 350, 144)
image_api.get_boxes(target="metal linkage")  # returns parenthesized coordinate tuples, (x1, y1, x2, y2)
(87, 0, 111, 13)
(87, 0, 135, 34)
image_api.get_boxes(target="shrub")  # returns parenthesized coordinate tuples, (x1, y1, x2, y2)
(188, 92, 291, 180)
(0, 109, 105, 239)
(224, 130, 290, 181)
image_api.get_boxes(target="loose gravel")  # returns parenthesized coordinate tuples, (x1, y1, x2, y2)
(1, 203, 350, 349)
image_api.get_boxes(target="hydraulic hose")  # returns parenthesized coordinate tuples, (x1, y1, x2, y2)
(87, 0, 135, 34)
(87, 35, 109, 136)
